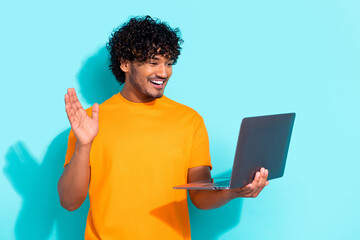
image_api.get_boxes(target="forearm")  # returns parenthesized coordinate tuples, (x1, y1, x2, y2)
(58, 143, 91, 211)
(189, 189, 233, 210)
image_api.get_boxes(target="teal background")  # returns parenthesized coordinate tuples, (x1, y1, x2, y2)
(1, 0, 359, 239)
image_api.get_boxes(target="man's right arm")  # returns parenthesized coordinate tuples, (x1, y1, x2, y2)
(58, 143, 91, 211)
(57, 88, 99, 211)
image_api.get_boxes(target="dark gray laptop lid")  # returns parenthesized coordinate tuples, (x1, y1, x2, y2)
(229, 113, 295, 189)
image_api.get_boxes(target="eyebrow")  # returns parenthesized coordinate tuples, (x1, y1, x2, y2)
(149, 55, 162, 60)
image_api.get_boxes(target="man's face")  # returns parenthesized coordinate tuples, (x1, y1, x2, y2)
(122, 55, 173, 102)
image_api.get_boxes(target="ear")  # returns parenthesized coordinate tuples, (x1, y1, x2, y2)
(120, 59, 130, 73)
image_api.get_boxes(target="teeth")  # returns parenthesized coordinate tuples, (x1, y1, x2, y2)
(150, 80, 164, 85)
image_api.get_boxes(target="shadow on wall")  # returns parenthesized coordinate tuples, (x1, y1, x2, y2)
(77, 46, 121, 106)
(3, 46, 119, 239)
(4, 133, 89, 240)
(4, 46, 243, 240)
(189, 170, 243, 240)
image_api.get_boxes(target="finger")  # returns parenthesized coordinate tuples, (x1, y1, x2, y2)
(265, 169, 269, 179)
(262, 169, 270, 188)
(261, 169, 269, 185)
(245, 169, 263, 197)
(65, 105, 79, 129)
(257, 168, 267, 187)
(68, 88, 79, 111)
(65, 93, 75, 121)
(65, 101, 77, 123)
(67, 88, 75, 102)
(66, 89, 82, 127)
(65, 101, 72, 119)
(65, 91, 73, 108)
(65, 93, 70, 105)
(92, 103, 99, 122)
(65, 93, 76, 113)
(69, 89, 87, 123)
(252, 169, 268, 197)
(67, 88, 76, 110)
(251, 171, 261, 186)
(65, 94, 71, 113)
(243, 171, 260, 196)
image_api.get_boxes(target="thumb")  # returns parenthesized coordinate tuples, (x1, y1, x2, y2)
(92, 103, 99, 122)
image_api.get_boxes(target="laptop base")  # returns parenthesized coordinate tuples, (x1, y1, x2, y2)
(173, 178, 231, 190)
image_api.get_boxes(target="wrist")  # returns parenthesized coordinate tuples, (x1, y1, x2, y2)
(74, 142, 93, 155)
(225, 188, 240, 201)
(222, 189, 235, 202)
(75, 141, 93, 149)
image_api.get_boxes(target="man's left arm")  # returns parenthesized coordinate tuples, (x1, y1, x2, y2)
(188, 166, 269, 210)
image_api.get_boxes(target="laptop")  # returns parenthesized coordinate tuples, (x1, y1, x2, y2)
(173, 113, 296, 190)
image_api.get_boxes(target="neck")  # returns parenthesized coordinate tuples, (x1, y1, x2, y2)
(121, 82, 157, 103)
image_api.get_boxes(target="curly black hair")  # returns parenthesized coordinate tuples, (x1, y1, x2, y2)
(107, 15, 184, 84)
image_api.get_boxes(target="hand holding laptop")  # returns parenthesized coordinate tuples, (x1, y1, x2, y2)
(185, 166, 270, 210)
(226, 167, 269, 199)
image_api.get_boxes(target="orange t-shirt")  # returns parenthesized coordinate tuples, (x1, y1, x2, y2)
(64, 93, 212, 240)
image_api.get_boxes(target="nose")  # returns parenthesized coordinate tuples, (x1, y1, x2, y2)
(156, 63, 167, 78)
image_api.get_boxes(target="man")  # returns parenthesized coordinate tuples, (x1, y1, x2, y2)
(58, 16, 269, 239)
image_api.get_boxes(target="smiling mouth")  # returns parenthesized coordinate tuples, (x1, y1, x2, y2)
(149, 79, 165, 85)
(148, 76, 168, 89)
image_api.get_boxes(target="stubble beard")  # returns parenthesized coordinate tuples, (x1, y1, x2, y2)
(129, 75, 165, 100)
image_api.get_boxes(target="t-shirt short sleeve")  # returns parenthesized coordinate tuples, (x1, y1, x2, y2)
(188, 115, 212, 170)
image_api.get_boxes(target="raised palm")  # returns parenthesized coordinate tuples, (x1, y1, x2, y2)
(65, 88, 99, 145)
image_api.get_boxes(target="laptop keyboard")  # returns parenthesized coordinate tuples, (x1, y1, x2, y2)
(213, 179, 230, 187)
